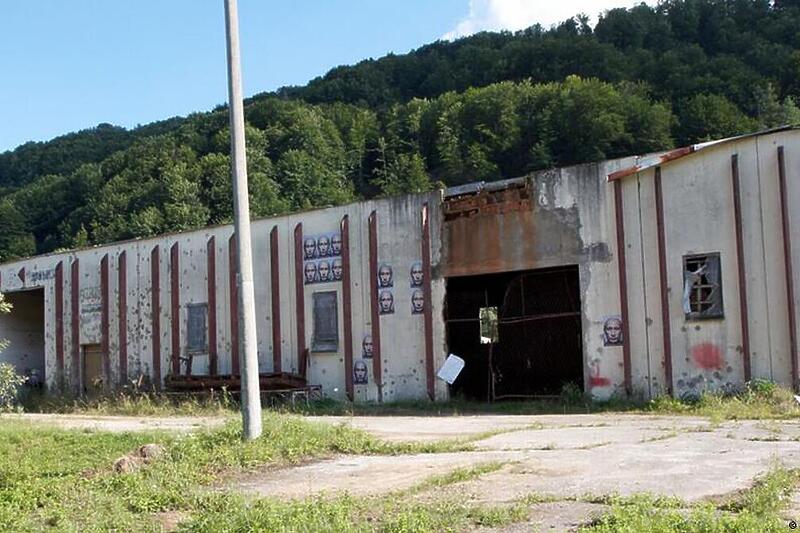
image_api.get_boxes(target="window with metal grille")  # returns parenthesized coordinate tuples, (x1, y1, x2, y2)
(312, 291, 339, 352)
(683, 253, 723, 319)
(186, 303, 208, 353)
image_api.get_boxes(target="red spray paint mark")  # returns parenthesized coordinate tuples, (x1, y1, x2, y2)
(589, 361, 611, 387)
(692, 343, 723, 370)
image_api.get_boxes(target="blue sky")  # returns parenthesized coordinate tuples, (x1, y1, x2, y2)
(0, 0, 646, 152)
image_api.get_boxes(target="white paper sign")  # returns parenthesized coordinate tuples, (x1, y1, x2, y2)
(437, 354, 465, 385)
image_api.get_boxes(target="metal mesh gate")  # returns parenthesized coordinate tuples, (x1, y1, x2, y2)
(446, 266, 583, 400)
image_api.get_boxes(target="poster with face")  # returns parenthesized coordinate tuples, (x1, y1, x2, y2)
(410, 261, 423, 287)
(331, 233, 343, 256)
(362, 333, 373, 358)
(378, 263, 393, 288)
(331, 258, 343, 281)
(602, 315, 623, 346)
(319, 260, 333, 282)
(353, 359, 369, 385)
(378, 290, 394, 315)
(303, 237, 317, 260)
(304, 261, 318, 285)
(411, 289, 424, 314)
(316, 235, 331, 257)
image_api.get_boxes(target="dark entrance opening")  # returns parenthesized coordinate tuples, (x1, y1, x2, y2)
(445, 266, 583, 400)
(0, 289, 46, 386)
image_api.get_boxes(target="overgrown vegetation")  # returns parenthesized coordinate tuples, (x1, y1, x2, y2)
(0, 413, 481, 531)
(583, 466, 800, 532)
(2, 0, 800, 261)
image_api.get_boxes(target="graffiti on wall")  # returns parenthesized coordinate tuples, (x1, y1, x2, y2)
(691, 342, 723, 371)
(362, 333, 373, 358)
(588, 356, 611, 387)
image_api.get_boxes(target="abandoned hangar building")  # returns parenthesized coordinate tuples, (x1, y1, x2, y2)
(0, 126, 798, 402)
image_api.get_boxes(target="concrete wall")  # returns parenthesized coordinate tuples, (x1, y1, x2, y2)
(0, 128, 796, 400)
(0, 190, 446, 400)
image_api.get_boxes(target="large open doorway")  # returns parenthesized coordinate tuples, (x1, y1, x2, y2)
(0, 289, 45, 386)
(445, 266, 583, 400)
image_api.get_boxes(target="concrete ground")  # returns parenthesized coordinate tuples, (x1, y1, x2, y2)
(0, 412, 229, 432)
(234, 414, 800, 530)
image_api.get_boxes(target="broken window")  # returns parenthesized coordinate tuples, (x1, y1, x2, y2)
(186, 303, 208, 353)
(312, 291, 338, 352)
(683, 254, 723, 319)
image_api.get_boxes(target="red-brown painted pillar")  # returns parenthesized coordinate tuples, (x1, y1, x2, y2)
(368, 211, 383, 401)
(100, 254, 111, 386)
(270, 226, 282, 373)
(170, 243, 181, 376)
(118, 251, 128, 384)
(207, 237, 218, 376)
(421, 204, 436, 401)
(150, 246, 162, 389)
(654, 167, 674, 395)
(613, 180, 633, 395)
(228, 234, 240, 375)
(341, 215, 354, 400)
(70, 259, 80, 390)
(778, 146, 798, 390)
(54, 261, 64, 385)
(293, 223, 307, 376)
(730, 154, 752, 382)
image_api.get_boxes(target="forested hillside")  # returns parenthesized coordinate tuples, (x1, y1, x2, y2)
(1, 0, 799, 261)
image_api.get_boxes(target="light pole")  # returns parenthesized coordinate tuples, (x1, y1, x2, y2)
(224, 0, 262, 440)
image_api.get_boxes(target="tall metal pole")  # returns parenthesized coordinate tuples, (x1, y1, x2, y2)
(224, 0, 262, 440)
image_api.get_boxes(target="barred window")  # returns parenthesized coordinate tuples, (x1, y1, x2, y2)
(683, 254, 723, 319)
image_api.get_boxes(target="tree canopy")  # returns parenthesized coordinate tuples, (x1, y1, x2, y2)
(1, 0, 799, 261)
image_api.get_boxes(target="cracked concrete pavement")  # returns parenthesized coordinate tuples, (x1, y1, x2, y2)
(235, 414, 800, 507)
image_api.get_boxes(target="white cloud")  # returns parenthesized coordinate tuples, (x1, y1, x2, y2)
(442, 0, 653, 40)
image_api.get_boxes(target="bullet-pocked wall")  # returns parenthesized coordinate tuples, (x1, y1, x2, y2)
(0, 128, 797, 401)
(0, 190, 446, 401)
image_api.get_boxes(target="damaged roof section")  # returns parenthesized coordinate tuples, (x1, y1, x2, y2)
(606, 125, 798, 182)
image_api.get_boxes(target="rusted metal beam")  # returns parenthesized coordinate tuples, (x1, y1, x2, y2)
(54, 261, 64, 385)
(613, 180, 633, 395)
(207, 237, 218, 376)
(70, 259, 80, 391)
(100, 254, 110, 386)
(654, 167, 674, 395)
(341, 215, 354, 401)
(150, 246, 162, 389)
(118, 251, 128, 385)
(228, 234, 240, 375)
(293, 223, 306, 374)
(730, 154, 752, 382)
(778, 146, 798, 390)
(421, 203, 435, 401)
(368, 211, 383, 401)
(270, 226, 282, 373)
(170, 242, 181, 377)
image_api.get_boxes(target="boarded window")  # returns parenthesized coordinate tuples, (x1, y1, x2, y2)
(312, 291, 339, 352)
(683, 254, 723, 319)
(186, 303, 208, 353)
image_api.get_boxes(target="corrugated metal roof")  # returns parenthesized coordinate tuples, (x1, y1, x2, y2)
(606, 125, 798, 182)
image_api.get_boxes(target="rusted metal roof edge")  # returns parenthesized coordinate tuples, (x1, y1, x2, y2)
(606, 125, 798, 182)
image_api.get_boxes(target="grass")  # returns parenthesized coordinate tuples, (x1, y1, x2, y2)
(581, 466, 800, 532)
(0, 412, 500, 531)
